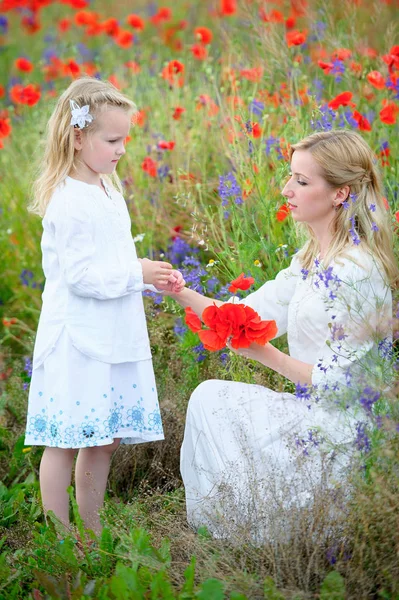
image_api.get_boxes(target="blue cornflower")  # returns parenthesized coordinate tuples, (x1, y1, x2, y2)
(264, 136, 280, 156)
(331, 58, 345, 82)
(192, 342, 207, 362)
(310, 104, 337, 131)
(174, 318, 187, 338)
(369, 203, 376, 212)
(249, 99, 264, 116)
(0, 16, 8, 34)
(371, 222, 379, 232)
(218, 172, 243, 207)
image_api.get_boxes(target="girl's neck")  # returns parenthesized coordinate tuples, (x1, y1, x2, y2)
(69, 167, 102, 188)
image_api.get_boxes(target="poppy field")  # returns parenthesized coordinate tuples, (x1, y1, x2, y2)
(0, 0, 399, 598)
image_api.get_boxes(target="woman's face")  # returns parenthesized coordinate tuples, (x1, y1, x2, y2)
(281, 150, 337, 232)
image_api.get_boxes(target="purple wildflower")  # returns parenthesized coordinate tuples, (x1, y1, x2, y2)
(355, 421, 371, 453)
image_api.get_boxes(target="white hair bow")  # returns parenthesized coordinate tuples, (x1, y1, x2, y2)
(70, 100, 94, 129)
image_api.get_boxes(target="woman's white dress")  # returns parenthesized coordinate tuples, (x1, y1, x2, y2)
(180, 248, 392, 538)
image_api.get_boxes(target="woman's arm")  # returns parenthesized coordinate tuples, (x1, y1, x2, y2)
(231, 342, 314, 386)
(168, 287, 223, 316)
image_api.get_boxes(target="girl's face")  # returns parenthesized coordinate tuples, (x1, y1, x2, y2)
(281, 150, 337, 232)
(74, 107, 130, 177)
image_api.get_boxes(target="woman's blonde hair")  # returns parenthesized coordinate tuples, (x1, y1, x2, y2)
(291, 130, 399, 288)
(29, 77, 136, 217)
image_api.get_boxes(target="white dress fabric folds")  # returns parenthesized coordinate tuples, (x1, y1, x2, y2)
(25, 177, 164, 449)
(180, 247, 392, 538)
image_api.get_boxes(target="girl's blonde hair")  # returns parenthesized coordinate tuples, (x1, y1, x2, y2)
(291, 130, 399, 288)
(29, 77, 136, 217)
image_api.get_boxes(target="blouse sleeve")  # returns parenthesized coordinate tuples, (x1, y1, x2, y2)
(234, 255, 301, 338)
(53, 193, 146, 300)
(311, 256, 392, 392)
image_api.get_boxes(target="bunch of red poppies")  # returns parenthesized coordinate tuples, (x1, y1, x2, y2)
(185, 303, 277, 351)
(184, 272, 277, 352)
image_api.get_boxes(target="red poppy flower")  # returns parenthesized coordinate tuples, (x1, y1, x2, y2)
(125, 61, 141, 74)
(379, 101, 399, 125)
(150, 7, 172, 25)
(58, 18, 72, 32)
(350, 61, 362, 75)
(0, 114, 11, 139)
(286, 30, 307, 47)
(102, 18, 119, 36)
(131, 109, 146, 126)
(161, 60, 185, 87)
(352, 110, 372, 132)
(276, 203, 290, 222)
(74, 10, 97, 26)
(285, 16, 296, 29)
(66, 0, 89, 7)
(190, 303, 277, 351)
(240, 66, 263, 82)
(229, 273, 255, 293)
(63, 59, 80, 78)
(141, 157, 157, 177)
(395, 211, 399, 223)
(191, 44, 208, 60)
(185, 307, 202, 333)
(127, 14, 145, 30)
(220, 0, 237, 16)
(9, 84, 41, 106)
(328, 91, 355, 110)
(382, 45, 399, 73)
(331, 48, 351, 61)
(367, 70, 385, 90)
(383, 197, 389, 211)
(194, 26, 213, 44)
(158, 140, 175, 150)
(114, 30, 133, 48)
(21, 16, 41, 34)
(15, 57, 33, 72)
(196, 94, 219, 115)
(173, 106, 185, 120)
(318, 60, 333, 74)
(259, 8, 284, 22)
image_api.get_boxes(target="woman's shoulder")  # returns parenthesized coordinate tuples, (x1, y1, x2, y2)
(332, 245, 389, 289)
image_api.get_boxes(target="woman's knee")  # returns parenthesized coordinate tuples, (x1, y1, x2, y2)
(188, 379, 222, 413)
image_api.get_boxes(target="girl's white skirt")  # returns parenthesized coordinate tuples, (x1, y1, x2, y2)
(25, 328, 164, 449)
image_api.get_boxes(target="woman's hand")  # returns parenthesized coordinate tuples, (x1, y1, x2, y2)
(226, 340, 269, 363)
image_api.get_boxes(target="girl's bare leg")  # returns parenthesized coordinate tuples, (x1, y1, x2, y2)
(39, 447, 77, 529)
(74, 439, 121, 536)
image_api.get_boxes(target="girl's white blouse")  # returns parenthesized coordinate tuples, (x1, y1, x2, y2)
(32, 176, 154, 368)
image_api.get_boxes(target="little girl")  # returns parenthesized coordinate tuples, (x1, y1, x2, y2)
(25, 77, 185, 536)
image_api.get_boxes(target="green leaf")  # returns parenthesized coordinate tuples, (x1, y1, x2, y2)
(179, 556, 196, 598)
(320, 571, 345, 600)
(150, 570, 176, 599)
(263, 577, 285, 600)
(196, 578, 225, 600)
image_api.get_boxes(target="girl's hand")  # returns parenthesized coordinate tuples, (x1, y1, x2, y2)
(139, 258, 174, 288)
(160, 270, 186, 294)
